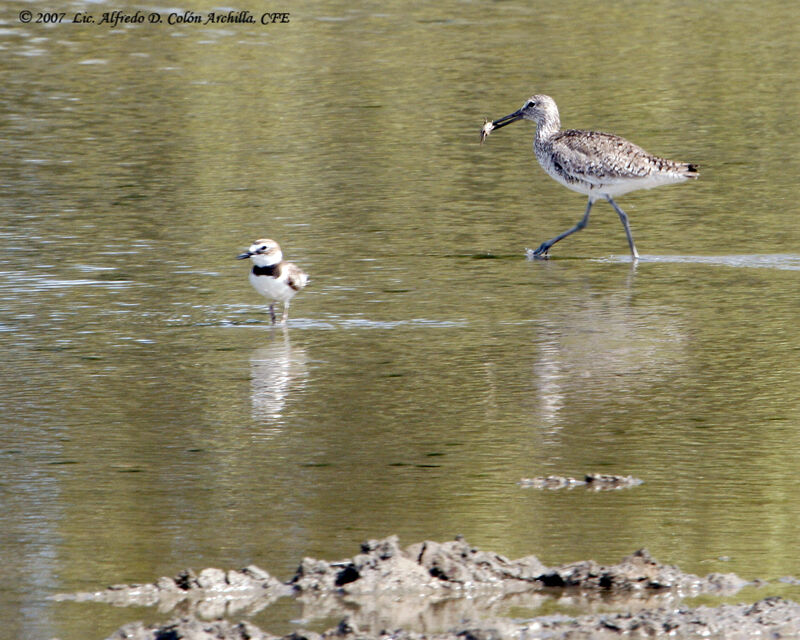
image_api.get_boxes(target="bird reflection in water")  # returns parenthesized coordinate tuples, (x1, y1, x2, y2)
(532, 280, 688, 432)
(250, 328, 308, 431)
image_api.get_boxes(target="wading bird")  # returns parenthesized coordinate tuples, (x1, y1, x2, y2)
(481, 95, 698, 259)
(237, 239, 308, 324)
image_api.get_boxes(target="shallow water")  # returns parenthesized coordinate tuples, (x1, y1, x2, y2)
(4, 1, 800, 638)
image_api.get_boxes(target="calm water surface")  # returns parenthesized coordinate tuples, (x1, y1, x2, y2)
(3, 1, 800, 638)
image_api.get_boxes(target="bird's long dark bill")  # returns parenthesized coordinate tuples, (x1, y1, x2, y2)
(491, 109, 524, 130)
(236, 252, 252, 260)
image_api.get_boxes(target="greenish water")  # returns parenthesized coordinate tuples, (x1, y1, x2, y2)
(3, 1, 800, 638)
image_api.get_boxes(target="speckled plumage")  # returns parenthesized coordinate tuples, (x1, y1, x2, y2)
(535, 127, 697, 196)
(483, 94, 698, 259)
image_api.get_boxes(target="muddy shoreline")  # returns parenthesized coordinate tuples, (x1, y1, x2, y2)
(53, 536, 799, 639)
(108, 598, 800, 640)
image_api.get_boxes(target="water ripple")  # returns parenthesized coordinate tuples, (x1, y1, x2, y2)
(598, 254, 800, 270)
(218, 317, 467, 330)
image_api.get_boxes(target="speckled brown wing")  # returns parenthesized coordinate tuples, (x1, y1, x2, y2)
(282, 262, 309, 292)
(550, 129, 696, 184)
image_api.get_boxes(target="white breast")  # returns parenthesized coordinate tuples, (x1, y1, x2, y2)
(249, 271, 297, 302)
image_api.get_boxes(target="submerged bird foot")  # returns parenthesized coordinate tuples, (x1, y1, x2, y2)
(526, 242, 551, 260)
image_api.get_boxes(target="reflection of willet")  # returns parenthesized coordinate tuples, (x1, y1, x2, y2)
(532, 289, 687, 430)
(250, 329, 307, 427)
(482, 95, 698, 259)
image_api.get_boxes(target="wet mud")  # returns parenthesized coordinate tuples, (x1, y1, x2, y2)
(53, 536, 796, 640)
(107, 597, 800, 640)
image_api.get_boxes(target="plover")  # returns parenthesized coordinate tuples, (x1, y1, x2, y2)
(481, 94, 698, 259)
(237, 238, 308, 325)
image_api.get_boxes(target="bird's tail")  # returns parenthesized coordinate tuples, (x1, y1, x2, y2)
(681, 163, 699, 179)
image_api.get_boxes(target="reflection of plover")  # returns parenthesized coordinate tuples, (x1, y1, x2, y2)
(481, 94, 698, 260)
(237, 239, 308, 325)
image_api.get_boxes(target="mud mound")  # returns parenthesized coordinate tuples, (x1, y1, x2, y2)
(56, 536, 748, 612)
(53, 565, 292, 618)
(537, 548, 747, 594)
(107, 617, 272, 640)
(55, 536, 763, 640)
(519, 474, 643, 490)
(290, 537, 745, 597)
(517, 595, 800, 639)
(290, 536, 547, 595)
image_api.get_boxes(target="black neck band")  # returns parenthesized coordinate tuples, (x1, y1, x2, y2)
(252, 264, 279, 277)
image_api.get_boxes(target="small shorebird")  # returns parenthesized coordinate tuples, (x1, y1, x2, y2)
(481, 95, 698, 259)
(237, 239, 308, 325)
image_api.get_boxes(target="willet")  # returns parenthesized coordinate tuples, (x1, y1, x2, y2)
(237, 239, 309, 324)
(481, 95, 698, 259)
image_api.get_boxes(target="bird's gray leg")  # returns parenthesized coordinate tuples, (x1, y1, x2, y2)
(281, 301, 290, 325)
(605, 196, 640, 260)
(527, 198, 593, 259)
(269, 303, 277, 324)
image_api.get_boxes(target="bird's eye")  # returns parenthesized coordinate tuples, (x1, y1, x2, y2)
(261, 246, 267, 251)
